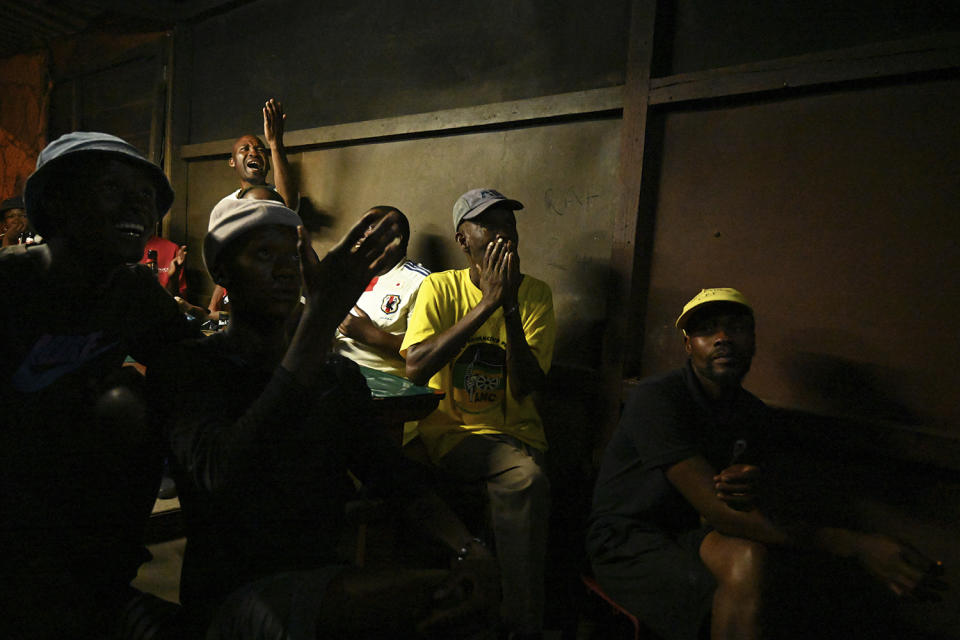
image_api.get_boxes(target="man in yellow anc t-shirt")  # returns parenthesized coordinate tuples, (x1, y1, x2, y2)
(402, 188, 555, 640)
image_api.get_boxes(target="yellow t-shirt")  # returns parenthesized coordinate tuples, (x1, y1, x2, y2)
(400, 269, 555, 460)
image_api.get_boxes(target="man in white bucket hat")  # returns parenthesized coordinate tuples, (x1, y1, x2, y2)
(1, 131, 195, 637)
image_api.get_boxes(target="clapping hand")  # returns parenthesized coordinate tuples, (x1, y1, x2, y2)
(168, 245, 187, 274)
(298, 211, 402, 318)
(477, 237, 520, 310)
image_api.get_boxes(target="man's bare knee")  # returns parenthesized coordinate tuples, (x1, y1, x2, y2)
(701, 532, 768, 592)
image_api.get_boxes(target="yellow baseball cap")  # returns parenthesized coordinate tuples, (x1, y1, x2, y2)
(676, 288, 752, 331)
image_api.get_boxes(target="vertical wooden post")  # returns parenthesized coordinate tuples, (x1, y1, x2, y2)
(600, 0, 658, 448)
(163, 25, 193, 243)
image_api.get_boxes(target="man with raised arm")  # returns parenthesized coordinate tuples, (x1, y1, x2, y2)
(220, 98, 299, 212)
(403, 188, 556, 640)
(587, 288, 942, 640)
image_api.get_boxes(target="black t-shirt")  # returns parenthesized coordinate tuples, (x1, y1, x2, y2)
(148, 333, 428, 620)
(587, 363, 769, 555)
(0, 244, 197, 630)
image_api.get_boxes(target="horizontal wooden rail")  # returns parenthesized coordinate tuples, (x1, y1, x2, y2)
(179, 32, 960, 160)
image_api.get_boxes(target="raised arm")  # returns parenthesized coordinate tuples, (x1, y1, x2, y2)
(162, 244, 188, 296)
(263, 98, 300, 211)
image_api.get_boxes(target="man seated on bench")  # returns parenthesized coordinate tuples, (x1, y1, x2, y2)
(403, 188, 556, 639)
(148, 198, 497, 638)
(587, 288, 942, 640)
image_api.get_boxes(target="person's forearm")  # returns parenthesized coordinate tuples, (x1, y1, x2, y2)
(357, 325, 403, 355)
(154, 355, 315, 494)
(281, 305, 344, 385)
(705, 498, 871, 555)
(405, 299, 498, 386)
(271, 146, 300, 211)
(162, 271, 180, 296)
(811, 526, 866, 558)
(503, 309, 545, 399)
(669, 455, 792, 547)
(705, 506, 792, 547)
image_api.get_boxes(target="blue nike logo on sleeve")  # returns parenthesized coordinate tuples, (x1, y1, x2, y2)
(12, 332, 120, 392)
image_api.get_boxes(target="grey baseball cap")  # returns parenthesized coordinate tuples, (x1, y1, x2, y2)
(24, 131, 174, 237)
(203, 197, 303, 277)
(452, 188, 523, 231)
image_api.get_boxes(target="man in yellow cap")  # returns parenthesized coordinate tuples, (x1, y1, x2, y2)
(586, 288, 940, 640)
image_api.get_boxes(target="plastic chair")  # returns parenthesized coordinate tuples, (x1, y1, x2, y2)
(581, 574, 643, 640)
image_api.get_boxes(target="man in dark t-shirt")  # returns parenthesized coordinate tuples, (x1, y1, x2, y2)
(0, 132, 195, 639)
(587, 288, 939, 640)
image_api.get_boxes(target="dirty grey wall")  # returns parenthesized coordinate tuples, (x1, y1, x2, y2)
(653, 0, 960, 75)
(185, 0, 629, 140)
(184, 118, 620, 371)
(176, 0, 630, 371)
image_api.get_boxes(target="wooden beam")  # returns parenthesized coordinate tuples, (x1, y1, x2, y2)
(649, 30, 960, 106)
(178, 31, 960, 162)
(599, 0, 658, 446)
(163, 26, 193, 242)
(148, 36, 168, 168)
(179, 86, 623, 159)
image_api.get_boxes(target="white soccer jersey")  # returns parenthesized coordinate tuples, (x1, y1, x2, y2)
(334, 258, 430, 378)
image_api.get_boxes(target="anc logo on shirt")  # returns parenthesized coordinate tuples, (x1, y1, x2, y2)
(452, 342, 506, 416)
(381, 294, 401, 314)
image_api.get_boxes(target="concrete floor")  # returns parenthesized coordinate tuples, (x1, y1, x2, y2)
(132, 537, 184, 605)
(130, 499, 596, 639)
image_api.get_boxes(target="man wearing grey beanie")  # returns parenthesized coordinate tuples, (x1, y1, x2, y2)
(149, 198, 499, 638)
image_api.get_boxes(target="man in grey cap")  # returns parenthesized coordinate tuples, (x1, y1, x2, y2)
(403, 188, 556, 639)
(0, 131, 196, 638)
(586, 288, 942, 640)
